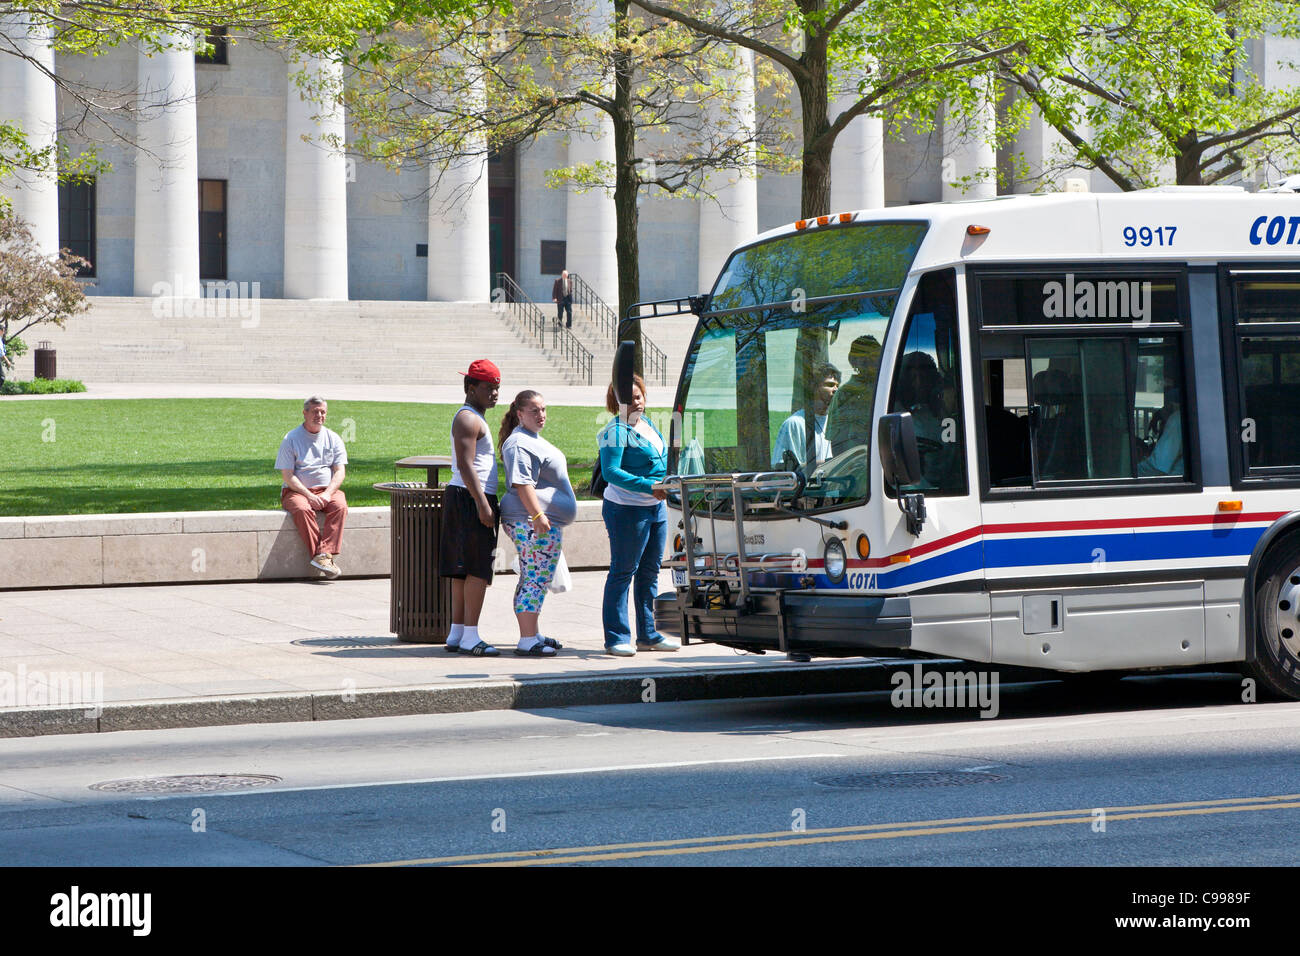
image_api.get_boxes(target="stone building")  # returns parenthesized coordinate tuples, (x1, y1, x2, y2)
(2, 12, 1284, 313)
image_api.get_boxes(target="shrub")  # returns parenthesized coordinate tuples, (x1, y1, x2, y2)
(0, 378, 86, 395)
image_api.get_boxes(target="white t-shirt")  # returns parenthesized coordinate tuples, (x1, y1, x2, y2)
(275, 425, 348, 488)
(771, 410, 830, 468)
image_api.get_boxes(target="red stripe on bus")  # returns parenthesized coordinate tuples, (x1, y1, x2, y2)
(846, 510, 1287, 570)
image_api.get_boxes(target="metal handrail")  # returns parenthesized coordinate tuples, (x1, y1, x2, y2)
(571, 271, 671, 388)
(568, 271, 617, 339)
(495, 272, 593, 385)
(494, 272, 545, 345)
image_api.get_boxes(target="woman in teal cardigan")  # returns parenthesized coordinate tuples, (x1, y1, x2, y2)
(597, 373, 677, 656)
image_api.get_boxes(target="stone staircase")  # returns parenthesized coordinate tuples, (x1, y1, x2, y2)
(24, 297, 591, 387)
(569, 304, 700, 392)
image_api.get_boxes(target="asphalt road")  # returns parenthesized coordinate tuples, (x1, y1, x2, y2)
(1, 672, 1298, 868)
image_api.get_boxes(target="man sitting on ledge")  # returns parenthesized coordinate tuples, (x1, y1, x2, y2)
(276, 395, 348, 579)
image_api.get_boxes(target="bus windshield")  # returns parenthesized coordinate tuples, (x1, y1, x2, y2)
(674, 221, 929, 509)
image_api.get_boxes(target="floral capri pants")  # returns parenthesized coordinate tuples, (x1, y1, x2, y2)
(507, 522, 563, 614)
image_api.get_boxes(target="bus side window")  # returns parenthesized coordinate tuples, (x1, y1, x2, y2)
(1231, 276, 1300, 473)
(888, 269, 967, 496)
(983, 356, 1032, 487)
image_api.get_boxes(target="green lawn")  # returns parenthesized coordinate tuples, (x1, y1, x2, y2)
(0, 399, 667, 516)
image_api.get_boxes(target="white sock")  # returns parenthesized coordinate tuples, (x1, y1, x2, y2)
(462, 625, 480, 647)
(446, 623, 465, 648)
(517, 634, 540, 650)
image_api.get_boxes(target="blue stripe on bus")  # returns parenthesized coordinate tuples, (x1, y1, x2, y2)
(747, 524, 1268, 591)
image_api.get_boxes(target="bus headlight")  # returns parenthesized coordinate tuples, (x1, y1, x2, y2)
(824, 539, 847, 583)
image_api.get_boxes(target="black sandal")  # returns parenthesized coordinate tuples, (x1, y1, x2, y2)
(539, 637, 563, 650)
(514, 642, 557, 657)
(460, 641, 500, 657)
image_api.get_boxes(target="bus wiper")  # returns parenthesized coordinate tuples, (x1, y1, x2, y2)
(770, 502, 848, 530)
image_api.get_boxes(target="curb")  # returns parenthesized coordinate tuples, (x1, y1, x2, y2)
(0, 658, 949, 739)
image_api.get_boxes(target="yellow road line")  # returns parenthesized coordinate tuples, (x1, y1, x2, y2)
(475, 801, 1300, 865)
(360, 792, 1300, 867)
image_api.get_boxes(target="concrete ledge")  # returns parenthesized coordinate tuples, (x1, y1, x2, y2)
(0, 661, 898, 737)
(0, 500, 613, 590)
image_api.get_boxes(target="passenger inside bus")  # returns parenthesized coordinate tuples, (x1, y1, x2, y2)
(1032, 366, 1085, 478)
(826, 334, 882, 455)
(893, 351, 962, 489)
(1137, 389, 1183, 476)
(772, 363, 840, 469)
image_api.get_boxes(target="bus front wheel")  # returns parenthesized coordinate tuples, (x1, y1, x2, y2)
(1249, 536, 1300, 701)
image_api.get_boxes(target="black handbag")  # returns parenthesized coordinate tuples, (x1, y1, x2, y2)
(589, 454, 608, 496)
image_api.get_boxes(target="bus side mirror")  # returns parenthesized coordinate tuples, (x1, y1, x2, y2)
(878, 412, 922, 488)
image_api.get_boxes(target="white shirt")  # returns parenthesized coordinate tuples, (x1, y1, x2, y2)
(771, 410, 830, 468)
(447, 404, 499, 495)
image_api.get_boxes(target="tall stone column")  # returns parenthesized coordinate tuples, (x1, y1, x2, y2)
(284, 55, 349, 300)
(133, 32, 201, 296)
(426, 64, 490, 302)
(564, 0, 617, 305)
(0, 12, 60, 256)
(830, 83, 885, 213)
(565, 116, 618, 305)
(941, 80, 997, 201)
(697, 46, 758, 292)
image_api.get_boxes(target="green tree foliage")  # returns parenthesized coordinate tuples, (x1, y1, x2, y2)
(632, 0, 1031, 217)
(345, 0, 792, 363)
(0, 212, 89, 374)
(994, 0, 1300, 188)
(0, 0, 494, 184)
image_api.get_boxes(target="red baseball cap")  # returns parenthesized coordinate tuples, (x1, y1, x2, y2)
(464, 359, 501, 384)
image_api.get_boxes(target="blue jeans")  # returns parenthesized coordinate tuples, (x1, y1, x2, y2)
(601, 499, 667, 648)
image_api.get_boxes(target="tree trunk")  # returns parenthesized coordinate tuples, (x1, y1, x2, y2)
(1174, 132, 1203, 186)
(797, 7, 832, 217)
(612, 0, 643, 376)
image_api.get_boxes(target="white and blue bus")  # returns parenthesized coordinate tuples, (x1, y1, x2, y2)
(644, 186, 1300, 700)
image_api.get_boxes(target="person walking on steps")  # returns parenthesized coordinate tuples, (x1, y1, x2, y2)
(551, 269, 573, 329)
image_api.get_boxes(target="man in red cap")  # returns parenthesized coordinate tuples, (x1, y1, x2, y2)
(441, 359, 503, 655)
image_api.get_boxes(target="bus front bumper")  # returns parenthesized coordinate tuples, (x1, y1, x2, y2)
(655, 590, 913, 658)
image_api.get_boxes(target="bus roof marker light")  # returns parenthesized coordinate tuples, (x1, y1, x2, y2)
(966, 224, 991, 236)
(816, 215, 830, 226)
(795, 219, 809, 230)
(1219, 500, 1244, 512)
(839, 212, 856, 223)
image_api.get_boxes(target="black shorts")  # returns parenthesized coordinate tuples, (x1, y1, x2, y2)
(439, 485, 500, 582)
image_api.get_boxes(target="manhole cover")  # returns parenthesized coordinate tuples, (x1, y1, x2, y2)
(814, 771, 1004, 790)
(293, 637, 400, 648)
(90, 774, 282, 794)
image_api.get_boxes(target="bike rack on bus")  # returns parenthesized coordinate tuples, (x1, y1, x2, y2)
(656, 471, 803, 651)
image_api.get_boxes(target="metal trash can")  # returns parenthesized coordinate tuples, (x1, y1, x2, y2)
(374, 481, 452, 643)
(34, 340, 56, 380)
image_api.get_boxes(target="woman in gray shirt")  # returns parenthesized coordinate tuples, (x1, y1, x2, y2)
(498, 390, 577, 656)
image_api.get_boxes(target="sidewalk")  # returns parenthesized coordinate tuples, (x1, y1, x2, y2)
(0, 570, 899, 738)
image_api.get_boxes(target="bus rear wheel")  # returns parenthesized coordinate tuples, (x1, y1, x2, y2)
(1249, 536, 1300, 701)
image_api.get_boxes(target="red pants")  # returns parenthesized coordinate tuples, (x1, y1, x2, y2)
(282, 486, 348, 557)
